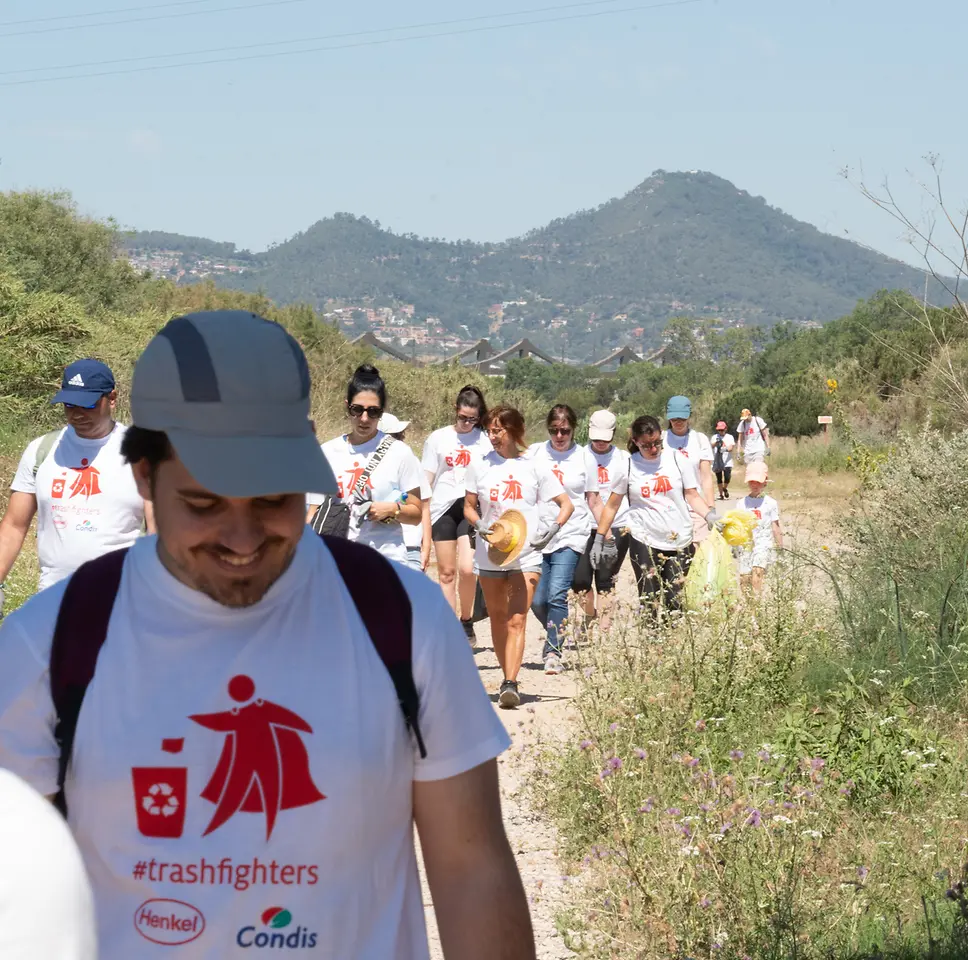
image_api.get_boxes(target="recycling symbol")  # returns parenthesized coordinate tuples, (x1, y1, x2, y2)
(142, 782, 180, 818)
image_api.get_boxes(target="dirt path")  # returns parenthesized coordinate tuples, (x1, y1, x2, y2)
(418, 600, 580, 959)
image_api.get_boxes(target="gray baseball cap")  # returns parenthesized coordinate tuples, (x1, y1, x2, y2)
(131, 311, 337, 497)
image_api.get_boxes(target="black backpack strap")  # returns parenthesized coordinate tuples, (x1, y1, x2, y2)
(50, 548, 129, 815)
(323, 536, 426, 759)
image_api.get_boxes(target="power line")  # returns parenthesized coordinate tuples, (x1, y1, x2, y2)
(0, 0, 709, 87)
(0, 0, 636, 77)
(0, 0, 313, 39)
(0, 0, 244, 29)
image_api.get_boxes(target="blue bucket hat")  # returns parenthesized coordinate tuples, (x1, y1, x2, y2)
(51, 359, 116, 407)
(666, 395, 692, 419)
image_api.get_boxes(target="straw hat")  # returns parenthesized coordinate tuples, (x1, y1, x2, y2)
(485, 509, 528, 567)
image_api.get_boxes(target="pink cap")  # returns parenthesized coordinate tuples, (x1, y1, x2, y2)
(745, 462, 768, 483)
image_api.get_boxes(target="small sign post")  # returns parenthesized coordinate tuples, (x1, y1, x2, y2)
(818, 415, 833, 444)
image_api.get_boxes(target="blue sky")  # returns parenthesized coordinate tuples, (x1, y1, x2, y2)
(0, 0, 964, 265)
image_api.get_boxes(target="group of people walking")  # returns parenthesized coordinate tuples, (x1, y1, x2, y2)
(0, 315, 787, 960)
(297, 365, 781, 709)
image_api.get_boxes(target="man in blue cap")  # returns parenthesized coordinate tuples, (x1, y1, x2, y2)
(664, 395, 716, 542)
(0, 359, 153, 609)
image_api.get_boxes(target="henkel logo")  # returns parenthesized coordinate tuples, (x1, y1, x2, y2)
(236, 906, 318, 950)
(133, 898, 205, 946)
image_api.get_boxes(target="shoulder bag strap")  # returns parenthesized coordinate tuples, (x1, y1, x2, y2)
(50, 548, 129, 816)
(322, 536, 426, 758)
(352, 435, 396, 501)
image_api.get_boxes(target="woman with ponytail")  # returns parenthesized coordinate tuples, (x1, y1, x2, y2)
(421, 385, 492, 638)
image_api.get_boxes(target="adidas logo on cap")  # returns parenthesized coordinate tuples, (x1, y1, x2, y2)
(68, 374, 85, 387)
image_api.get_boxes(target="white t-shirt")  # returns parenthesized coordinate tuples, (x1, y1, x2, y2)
(585, 445, 631, 531)
(526, 442, 595, 554)
(0, 769, 97, 960)
(709, 432, 736, 471)
(736, 417, 768, 456)
(609, 449, 699, 551)
(0, 532, 509, 960)
(464, 451, 565, 572)
(310, 432, 423, 564)
(421, 426, 492, 525)
(665, 427, 713, 466)
(402, 476, 433, 550)
(10, 424, 146, 590)
(741, 494, 780, 548)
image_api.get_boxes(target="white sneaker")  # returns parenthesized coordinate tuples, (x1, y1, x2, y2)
(544, 654, 563, 675)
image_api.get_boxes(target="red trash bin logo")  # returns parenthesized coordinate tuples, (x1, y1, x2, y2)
(132, 767, 188, 838)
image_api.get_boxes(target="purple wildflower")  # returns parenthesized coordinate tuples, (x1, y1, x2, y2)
(608, 722, 619, 733)
(634, 747, 647, 759)
(757, 749, 771, 762)
(729, 749, 744, 761)
(857, 866, 870, 881)
(579, 739, 594, 751)
(638, 798, 655, 814)
(607, 756, 623, 772)
(811, 757, 826, 771)
(666, 807, 682, 816)
(700, 896, 711, 909)
(745, 808, 762, 828)
(720, 821, 733, 834)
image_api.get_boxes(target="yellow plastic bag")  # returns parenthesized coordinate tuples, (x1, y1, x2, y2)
(719, 508, 757, 547)
(684, 530, 738, 612)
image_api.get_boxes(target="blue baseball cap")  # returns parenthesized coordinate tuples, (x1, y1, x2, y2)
(666, 395, 692, 419)
(51, 359, 116, 407)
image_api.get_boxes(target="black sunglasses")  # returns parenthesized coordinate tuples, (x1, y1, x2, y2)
(638, 438, 663, 451)
(549, 427, 573, 436)
(348, 404, 383, 419)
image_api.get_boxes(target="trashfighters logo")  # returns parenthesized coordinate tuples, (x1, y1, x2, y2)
(236, 907, 318, 949)
(131, 676, 325, 840)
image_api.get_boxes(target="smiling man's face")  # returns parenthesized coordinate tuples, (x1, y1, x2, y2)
(133, 452, 307, 608)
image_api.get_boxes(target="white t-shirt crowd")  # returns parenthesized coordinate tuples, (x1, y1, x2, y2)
(10, 425, 147, 589)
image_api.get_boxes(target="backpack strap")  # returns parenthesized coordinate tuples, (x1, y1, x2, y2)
(33, 429, 63, 480)
(50, 548, 129, 816)
(323, 536, 427, 759)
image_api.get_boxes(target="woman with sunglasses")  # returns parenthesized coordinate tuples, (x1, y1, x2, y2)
(421, 385, 491, 635)
(309, 364, 423, 564)
(464, 404, 573, 708)
(527, 404, 596, 675)
(591, 415, 717, 622)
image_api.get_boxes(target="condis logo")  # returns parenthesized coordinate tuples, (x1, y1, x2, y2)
(133, 898, 205, 945)
(236, 906, 318, 949)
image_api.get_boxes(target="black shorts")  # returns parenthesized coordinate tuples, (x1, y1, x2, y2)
(572, 528, 630, 594)
(715, 467, 732, 485)
(431, 497, 471, 542)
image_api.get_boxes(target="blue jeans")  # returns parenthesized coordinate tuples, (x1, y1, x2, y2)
(531, 547, 581, 658)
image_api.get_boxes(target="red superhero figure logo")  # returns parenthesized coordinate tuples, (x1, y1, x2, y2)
(69, 458, 102, 499)
(343, 461, 372, 496)
(597, 465, 610, 485)
(189, 675, 325, 840)
(551, 466, 565, 486)
(453, 448, 471, 467)
(502, 476, 523, 501)
(652, 475, 673, 495)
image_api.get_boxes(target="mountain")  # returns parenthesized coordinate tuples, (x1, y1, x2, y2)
(123, 171, 934, 359)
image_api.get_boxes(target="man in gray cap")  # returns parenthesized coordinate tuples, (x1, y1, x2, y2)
(0, 311, 534, 959)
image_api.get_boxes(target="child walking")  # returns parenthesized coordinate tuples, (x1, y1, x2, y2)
(737, 462, 783, 596)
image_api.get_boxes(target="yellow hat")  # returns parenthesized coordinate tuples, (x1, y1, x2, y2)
(485, 509, 528, 567)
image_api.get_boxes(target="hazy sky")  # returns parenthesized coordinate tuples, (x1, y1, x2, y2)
(1, 0, 964, 265)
